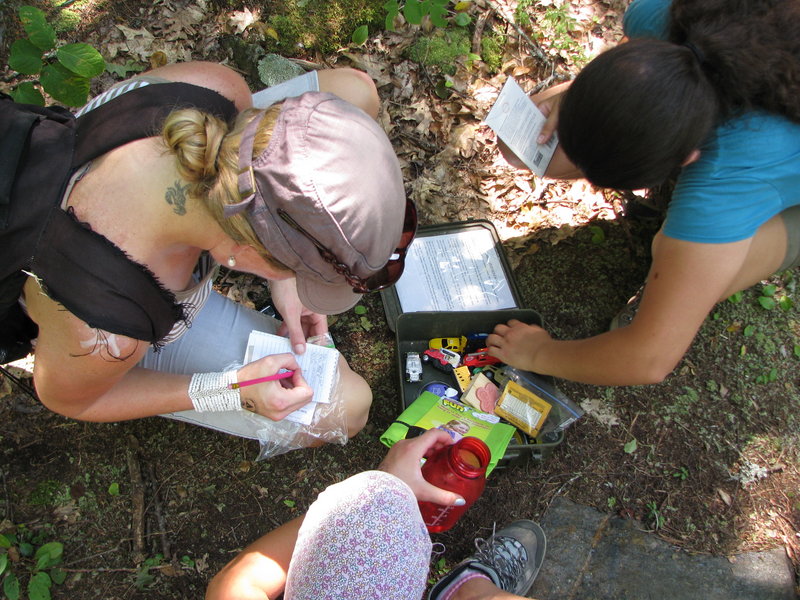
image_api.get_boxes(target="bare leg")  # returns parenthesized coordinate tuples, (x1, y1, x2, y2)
(206, 516, 304, 600)
(718, 213, 789, 299)
(650, 213, 789, 303)
(317, 68, 380, 118)
(452, 577, 536, 600)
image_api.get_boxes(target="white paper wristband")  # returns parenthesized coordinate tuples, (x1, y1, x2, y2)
(188, 371, 242, 412)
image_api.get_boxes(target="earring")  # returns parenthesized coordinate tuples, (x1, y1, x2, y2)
(227, 255, 237, 268)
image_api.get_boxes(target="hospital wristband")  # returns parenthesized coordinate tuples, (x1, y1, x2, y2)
(188, 371, 242, 412)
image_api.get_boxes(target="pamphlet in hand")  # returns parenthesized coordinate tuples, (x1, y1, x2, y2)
(244, 330, 340, 425)
(484, 77, 558, 177)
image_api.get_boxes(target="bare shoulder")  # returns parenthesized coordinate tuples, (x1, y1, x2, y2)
(142, 61, 252, 110)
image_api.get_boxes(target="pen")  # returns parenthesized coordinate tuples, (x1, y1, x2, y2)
(228, 370, 294, 390)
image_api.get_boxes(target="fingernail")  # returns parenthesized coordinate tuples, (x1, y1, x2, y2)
(454, 498, 466, 506)
(537, 135, 546, 144)
(293, 343, 306, 355)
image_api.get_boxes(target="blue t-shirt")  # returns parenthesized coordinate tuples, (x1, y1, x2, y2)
(623, 0, 800, 243)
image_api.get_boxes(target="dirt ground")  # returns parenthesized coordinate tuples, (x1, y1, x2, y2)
(1, 0, 798, 598)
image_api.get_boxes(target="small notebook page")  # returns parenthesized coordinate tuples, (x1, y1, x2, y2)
(484, 77, 558, 177)
(244, 330, 340, 425)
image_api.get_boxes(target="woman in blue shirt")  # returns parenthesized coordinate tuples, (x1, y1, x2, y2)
(489, 0, 800, 385)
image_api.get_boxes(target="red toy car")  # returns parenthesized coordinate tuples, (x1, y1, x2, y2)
(462, 348, 501, 368)
(422, 348, 460, 372)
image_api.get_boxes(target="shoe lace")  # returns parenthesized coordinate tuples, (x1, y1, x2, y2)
(471, 524, 528, 592)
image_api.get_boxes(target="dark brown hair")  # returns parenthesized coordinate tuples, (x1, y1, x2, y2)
(558, 0, 800, 190)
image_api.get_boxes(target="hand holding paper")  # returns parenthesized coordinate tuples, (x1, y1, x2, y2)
(236, 353, 313, 421)
(485, 77, 559, 177)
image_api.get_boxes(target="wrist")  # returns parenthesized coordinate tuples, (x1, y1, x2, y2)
(188, 371, 242, 412)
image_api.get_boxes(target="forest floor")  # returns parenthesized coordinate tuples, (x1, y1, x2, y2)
(1, 0, 798, 598)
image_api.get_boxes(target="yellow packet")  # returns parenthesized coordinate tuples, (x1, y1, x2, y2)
(495, 380, 552, 437)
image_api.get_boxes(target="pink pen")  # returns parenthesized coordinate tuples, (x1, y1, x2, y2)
(228, 370, 294, 390)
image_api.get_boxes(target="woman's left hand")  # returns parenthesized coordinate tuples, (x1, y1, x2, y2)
(269, 278, 329, 355)
(378, 429, 465, 506)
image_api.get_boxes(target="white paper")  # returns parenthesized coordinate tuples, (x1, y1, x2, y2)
(484, 77, 558, 177)
(244, 330, 340, 425)
(394, 229, 517, 313)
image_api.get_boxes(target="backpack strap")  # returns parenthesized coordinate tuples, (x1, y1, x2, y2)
(73, 82, 237, 166)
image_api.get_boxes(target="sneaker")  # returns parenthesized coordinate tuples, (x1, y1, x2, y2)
(428, 520, 546, 599)
(608, 285, 645, 330)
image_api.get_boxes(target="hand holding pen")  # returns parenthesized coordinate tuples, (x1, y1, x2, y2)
(235, 354, 312, 420)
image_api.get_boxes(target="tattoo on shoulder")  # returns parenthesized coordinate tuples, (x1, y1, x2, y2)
(165, 180, 190, 215)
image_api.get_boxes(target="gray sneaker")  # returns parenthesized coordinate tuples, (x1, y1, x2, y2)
(428, 520, 546, 599)
(609, 285, 645, 330)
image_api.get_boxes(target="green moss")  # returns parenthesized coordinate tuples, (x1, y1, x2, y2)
(52, 8, 81, 33)
(480, 33, 506, 74)
(28, 480, 66, 506)
(265, 0, 384, 55)
(407, 28, 470, 75)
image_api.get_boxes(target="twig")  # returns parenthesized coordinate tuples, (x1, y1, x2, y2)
(126, 435, 146, 564)
(479, 0, 552, 68)
(146, 462, 171, 560)
(0, 469, 11, 523)
(472, 9, 490, 57)
(61, 564, 176, 574)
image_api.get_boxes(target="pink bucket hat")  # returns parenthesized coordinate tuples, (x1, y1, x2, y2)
(225, 92, 412, 314)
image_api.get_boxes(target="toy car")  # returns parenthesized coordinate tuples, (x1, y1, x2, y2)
(405, 352, 423, 382)
(422, 348, 460, 372)
(463, 349, 501, 368)
(429, 336, 467, 354)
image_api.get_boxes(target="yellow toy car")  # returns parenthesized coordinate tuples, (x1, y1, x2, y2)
(429, 336, 467, 354)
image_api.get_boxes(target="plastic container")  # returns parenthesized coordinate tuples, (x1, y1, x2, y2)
(418, 436, 490, 533)
(394, 309, 565, 468)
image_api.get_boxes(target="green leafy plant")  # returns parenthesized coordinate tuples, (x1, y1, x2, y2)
(383, 0, 472, 31)
(0, 531, 66, 600)
(134, 554, 163, 591)
(757, 284, 777, 310)
(755, 367, 778, 385)
(645, 501, 665, 530)
(672, 466, 690, 481)
(589, 225, 606, 244)
(8, 6, 104, 106)
(727, 291, 743, 303)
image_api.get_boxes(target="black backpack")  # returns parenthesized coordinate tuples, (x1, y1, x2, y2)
(0, 83, 236, 364)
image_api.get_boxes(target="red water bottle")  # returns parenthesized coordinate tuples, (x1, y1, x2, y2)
(418, 436, 491, 533)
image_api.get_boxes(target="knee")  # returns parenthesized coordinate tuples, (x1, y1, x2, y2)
(318, 68, 380, 118)
(339, 366, 372, 437)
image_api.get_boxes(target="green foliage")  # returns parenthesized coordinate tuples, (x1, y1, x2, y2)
(7, 6, 104, 107)
(646, 501, 665, 530)
(407, 28, 471, 75)
(514, 0, 535, 27)
(264, 0, 385, 55)
(134, 554, 163, 590)
(589, 225, 606, 244)
(0, 528, 65, 600)
(27, 481, 65, 507)
(382, 0, 471, 32)
(480, 33, 505, 74)
(672, 466, 690, 481)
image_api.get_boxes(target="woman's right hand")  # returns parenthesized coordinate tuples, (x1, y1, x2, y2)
(236, 353, 313, 421)
(378, 429, 465, 507)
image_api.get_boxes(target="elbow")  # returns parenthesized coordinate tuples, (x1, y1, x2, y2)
(630, 354, 682, 385)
